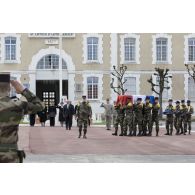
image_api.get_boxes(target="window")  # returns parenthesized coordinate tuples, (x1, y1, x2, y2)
(37, 54, 67, 70)
(188, 77, 195, 101)
(124, 77, 136, 95)
(124, 38, 136, 62)
(87, 77, 98, 99)
(156, 38, 167, 62)
(156, 76, 168, 99)
(5, 37, 16, 61)
(87, 37, 98, 61)
(188, 38, 195, 62)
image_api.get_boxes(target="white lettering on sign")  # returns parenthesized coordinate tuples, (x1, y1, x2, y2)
(28, 33, 75, 38)
(45, 39, 59, 45)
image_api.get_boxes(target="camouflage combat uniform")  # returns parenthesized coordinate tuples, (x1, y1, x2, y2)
(164, 105, 175, 135)
(143, 102, 153, 136)
(123, 102, 134, 136)
(76, 101, 92, 137)
(0, 88, 44, 163)
(151, 102, 160, 136)
(174, 105, 182, 135)
(186, 105, 194, 134)
(113, 104, 125, 136)
(180, 104, 188, 135)
(134, 103, 143, 136)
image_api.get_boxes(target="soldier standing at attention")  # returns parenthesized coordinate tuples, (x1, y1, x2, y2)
(76, 95, 92, 139)
(163, 99, 175, 136)
(112, 100, 125, 136)
(142, 97, 153, 136)
(0, 73, 44, 163)
(100, 98, 113, 130)
(123, 97, 134, 136)
(151, 97, 160, 136)
(174, 101, 182, 135)
(134, 98, 144, 136)
(186, 100, 194, 135)
(180, 100, 188, 135)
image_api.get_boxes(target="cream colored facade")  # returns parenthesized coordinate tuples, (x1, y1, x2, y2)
(0, 33, 195, 119)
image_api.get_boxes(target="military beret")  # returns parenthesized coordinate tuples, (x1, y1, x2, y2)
(145, 96, 150, 100)
(176, 101, 180, 104)
(181, 100, 185, 103)
(187, 100, 191, 103)
(154, 97, 159, 100)
(168, 99, 173, 102)
(137, 98, 142, 101)
(82, 95, 87, 99)
(0, 74, 10, 82)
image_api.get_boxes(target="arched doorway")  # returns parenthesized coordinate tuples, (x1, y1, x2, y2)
(36, 54, 68, 107)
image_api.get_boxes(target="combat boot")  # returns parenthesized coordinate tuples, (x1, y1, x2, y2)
(112, 130, 118, 136)
(83, 134, 87, 139)
(78, 134, 81, 138)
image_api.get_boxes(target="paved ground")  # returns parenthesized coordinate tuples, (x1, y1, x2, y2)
(17, 123, 195, 162)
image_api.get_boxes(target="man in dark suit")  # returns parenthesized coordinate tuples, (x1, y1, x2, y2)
(63, 100, 75, 130)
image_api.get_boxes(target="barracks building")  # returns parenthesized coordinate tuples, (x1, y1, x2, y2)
(0, 33, 195, 120)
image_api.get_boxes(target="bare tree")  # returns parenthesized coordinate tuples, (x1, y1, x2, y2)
(110, 64, 128, 95)
(147, 68, 172, 118)
(185, 64, 195, 82)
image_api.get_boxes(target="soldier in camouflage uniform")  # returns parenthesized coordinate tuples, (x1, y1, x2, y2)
(0, 74, 44, 163)
(112, 100, 125, 136)
(180, 100, 188, 135)
(163, 99, 175, 136)
(186, 100, 194, 135)
(123, 97, 134, 136)
(143, 97, 153, 136)
(134, 98, 143, 136)
(151, 97, 160, 136)
(76, 95, 92, 139)
(174, 101, 182, 135)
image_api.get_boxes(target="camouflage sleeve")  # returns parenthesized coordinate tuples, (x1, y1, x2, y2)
(21, 88, 45, 115)
(88, 105, 92, 117)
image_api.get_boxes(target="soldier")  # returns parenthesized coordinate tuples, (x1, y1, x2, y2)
(76, 95, 92, 139)
(112, 101, 117, 128)
(180, 100, 188, 135)
(143, 97, 153, 136)
(0, 73, 44, 163)
(186, 100, 194, 135)
(134, 98, 144, 136)
(174, 101, 182, 135)
(123, 97, 134, 136)
(112, 100, 125, 136)
(163, 99, 175, 136)
(100, 98, 113, 130)
(151, 97, 160, 136)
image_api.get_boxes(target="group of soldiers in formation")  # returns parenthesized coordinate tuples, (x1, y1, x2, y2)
(109, 97, 194, 137)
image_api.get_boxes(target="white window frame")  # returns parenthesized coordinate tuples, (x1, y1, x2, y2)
(83, 34, 103, 64)
(120, 33, 140, 64)
(184, 73, 195, 101)
(184, 34, 195, 64)
(83, 73, 103, 101)
(152, 33, 172, 64)
(152, 74, 172, 100)
(123, 73, 140, 95)
(0, 33, 21, 64)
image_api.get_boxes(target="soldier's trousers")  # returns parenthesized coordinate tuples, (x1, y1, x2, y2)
(186, 116, 192, 134)
(143, 115, 152, 135)
(174, 116, 181, 134)
(151, 116, 159, 136)
(105, 115, 112, 130)
(0, 151, 20, 163)
(113, 115, 117, 127)
(78, 119, 88, 135)
(180, 117, 187, 134)
(166, 116, 174, 135)
(123, 115, 134, 135)
(114, 116, 124, 134)
(134, 117, 143, 136)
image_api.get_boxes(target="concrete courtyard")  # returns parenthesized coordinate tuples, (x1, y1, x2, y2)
(17, 122, 195, 163)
